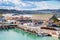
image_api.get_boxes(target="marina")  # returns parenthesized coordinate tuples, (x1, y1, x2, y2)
(0, 13, 60, 38)
(0, 0, 60, 40)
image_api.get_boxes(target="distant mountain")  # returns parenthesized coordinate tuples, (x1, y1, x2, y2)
(0, 9, 60, 13)
(0, 9, 60, 17)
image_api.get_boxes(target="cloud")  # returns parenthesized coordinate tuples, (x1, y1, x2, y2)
(0, 0, 60, 10)
(21, 0, 58, 2)
(0, 0, 37, 10)
(31, 1, 60, 10)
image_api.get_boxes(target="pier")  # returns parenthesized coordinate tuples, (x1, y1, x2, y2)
(1, 14, 60, 38)
(16, 25, 60, 38)
(0, 24, 17, 30)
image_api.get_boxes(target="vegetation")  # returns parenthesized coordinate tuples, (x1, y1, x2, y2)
(52, 15, 59, 22)
(51, 15, 60, 27)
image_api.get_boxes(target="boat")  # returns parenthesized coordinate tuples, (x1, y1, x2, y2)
(37, 33, 49, 37)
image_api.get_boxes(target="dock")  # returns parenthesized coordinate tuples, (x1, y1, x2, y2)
(0, 24, 17, 30)
(16, 25, 60, 38)
(1, 13, 60, 38)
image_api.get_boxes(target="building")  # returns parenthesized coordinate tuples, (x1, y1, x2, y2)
(2, 13, 60, 38)
(3, 14, 58, 27)
(30, 14, 58, 27)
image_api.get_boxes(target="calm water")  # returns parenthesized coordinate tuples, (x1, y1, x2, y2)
(0, 29, 60, 40)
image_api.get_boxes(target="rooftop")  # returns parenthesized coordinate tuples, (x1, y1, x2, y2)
(31, 14, 54, 20)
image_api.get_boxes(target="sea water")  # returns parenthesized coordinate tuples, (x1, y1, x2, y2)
(0, 29, 60, 40)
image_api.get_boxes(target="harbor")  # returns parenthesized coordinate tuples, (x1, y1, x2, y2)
(0, 14, 60, 38)
(0, 0, 60, 40)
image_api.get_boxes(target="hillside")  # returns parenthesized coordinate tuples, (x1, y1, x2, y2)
(0, 9, 60, 17)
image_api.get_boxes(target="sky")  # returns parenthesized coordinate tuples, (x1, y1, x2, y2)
(0, 0, 60, 10)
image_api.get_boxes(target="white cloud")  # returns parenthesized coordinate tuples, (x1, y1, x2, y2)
(30, 1, 60, 10)
(0, 0, 60, 10)
(31, 2, 48, 10)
